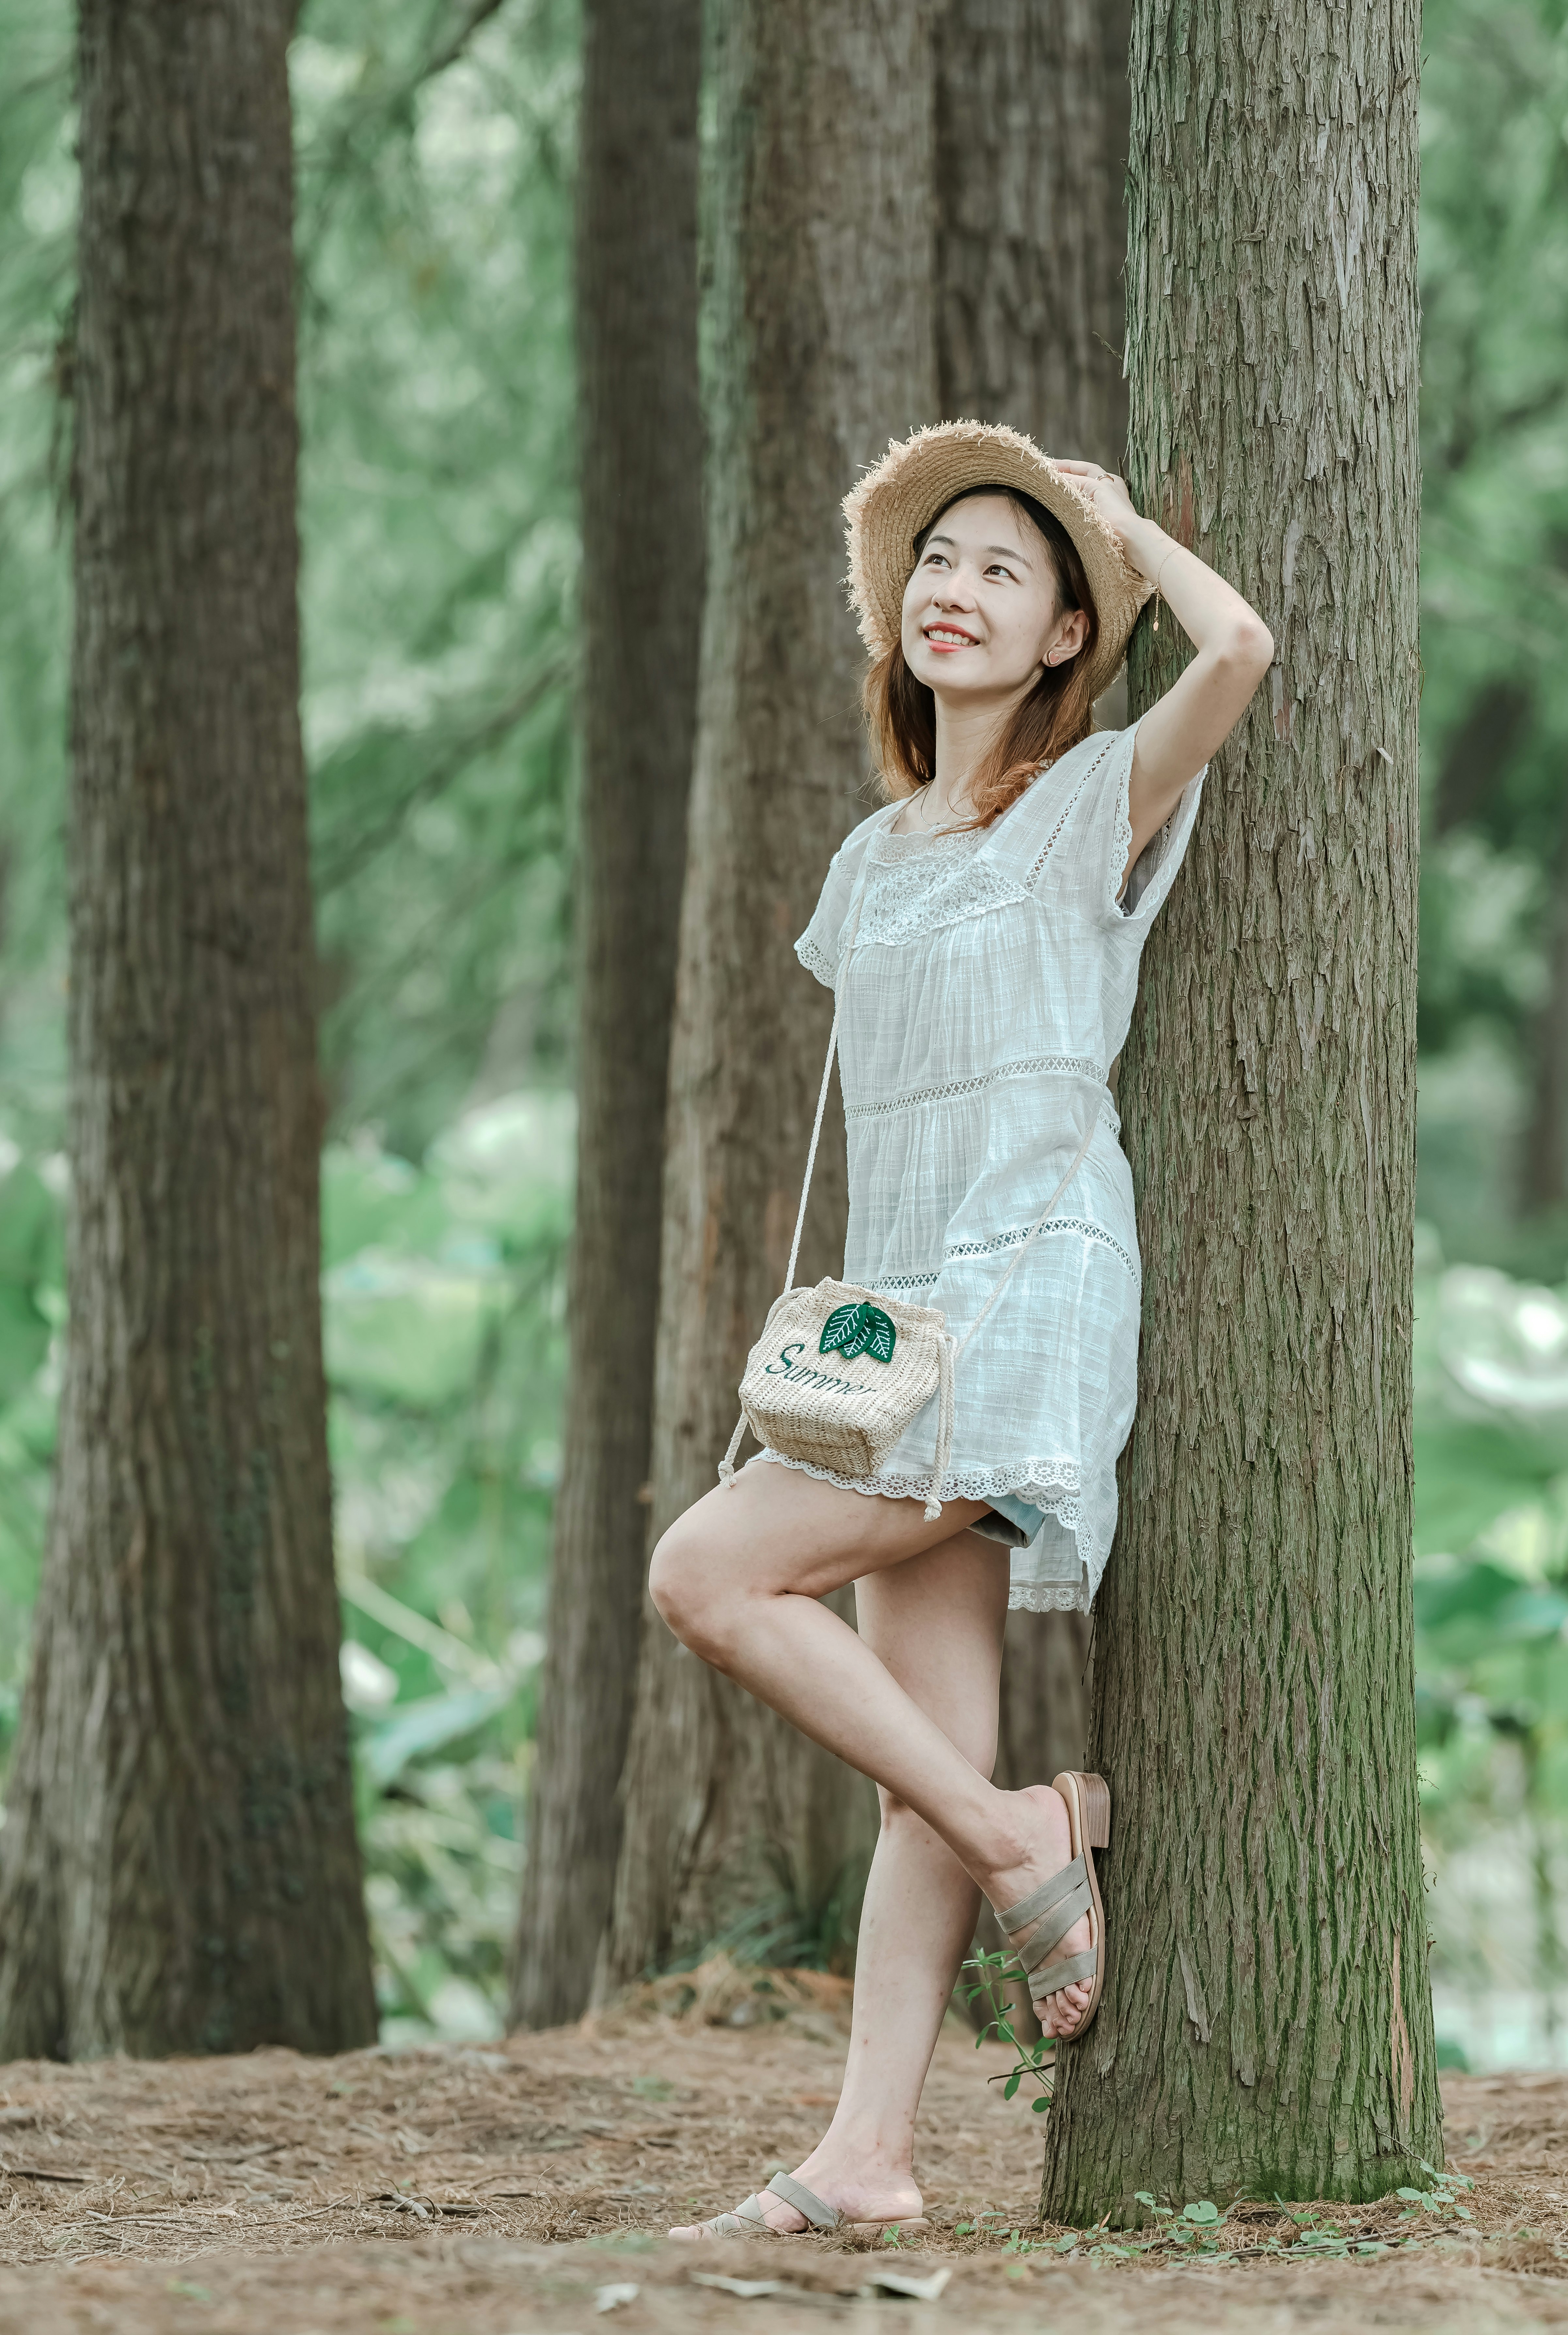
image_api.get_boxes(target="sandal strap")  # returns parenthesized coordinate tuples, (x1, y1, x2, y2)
(767, 2171, 840, 2231)
(996, 1854, 1087, 1938)
(1010, 1873, 1092, 1973)
(702, 2196, 772, 2236)
(1028, 1946, 1099, 1998)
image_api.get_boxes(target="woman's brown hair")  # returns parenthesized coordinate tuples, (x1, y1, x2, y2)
(862, 485, 1101, 829)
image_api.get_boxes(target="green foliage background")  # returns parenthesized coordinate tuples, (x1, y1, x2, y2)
(0, 0, 1563, 2053)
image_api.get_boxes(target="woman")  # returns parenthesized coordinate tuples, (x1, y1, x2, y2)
(650, 422, 1272, 2243)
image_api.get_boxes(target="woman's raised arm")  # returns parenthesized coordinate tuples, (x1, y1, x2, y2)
(1053, 462, 1273, 871)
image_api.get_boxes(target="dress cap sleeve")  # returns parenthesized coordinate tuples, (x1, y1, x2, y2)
(1063, 714, 1207, 928)
(794, 804, 891, 989)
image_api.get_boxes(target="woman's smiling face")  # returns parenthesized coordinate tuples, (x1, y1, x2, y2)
(899, 491, 1086, 704)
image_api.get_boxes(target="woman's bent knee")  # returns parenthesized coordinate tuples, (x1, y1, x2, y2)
(648, 1516, 733, 1662)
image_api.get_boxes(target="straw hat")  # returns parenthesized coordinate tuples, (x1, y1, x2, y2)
(843, 419, 1156, 705)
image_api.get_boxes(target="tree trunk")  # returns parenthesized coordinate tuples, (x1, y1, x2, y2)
(933, 0, 1134, 1896)
(1041, 0, 1439, 2215)
(509, 0, 704, 2033)
(936, 0, 1132, 467)
(597, 0, 939, 1993)
(0, 0, 376, 2059)
(1522, 825, 1568, 1216)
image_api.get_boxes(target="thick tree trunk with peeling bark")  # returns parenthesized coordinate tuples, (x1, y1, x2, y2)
(1041, 0, 1440, 2216)
(934, 0, 1133, 1905)
(598, 0, 939, 1991)
(510, 0, 703, 2034)
(0, 0, 376, 2059)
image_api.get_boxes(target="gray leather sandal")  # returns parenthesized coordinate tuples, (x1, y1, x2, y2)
(683, 2169, 929, 2241)
(995, 1769, 1110, 2035)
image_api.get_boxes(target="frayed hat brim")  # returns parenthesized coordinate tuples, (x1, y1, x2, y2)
(843, 420, 1155, 704)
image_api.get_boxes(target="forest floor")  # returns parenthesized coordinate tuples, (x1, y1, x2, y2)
(0, 1956, 1566, 2333)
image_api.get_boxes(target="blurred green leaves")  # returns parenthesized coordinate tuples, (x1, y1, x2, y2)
(319, 1089, 568, 2038)
(293, 0, 581, 1159)
(1417, 0, 1568, 1212)
(0, 1084, 569, 2040)
(1414, 1235, 1568, 2064)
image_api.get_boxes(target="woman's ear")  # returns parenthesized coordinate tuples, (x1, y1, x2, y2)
(1045, 608, 1090, 668)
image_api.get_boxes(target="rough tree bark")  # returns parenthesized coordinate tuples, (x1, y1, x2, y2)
(1041, 0, 1440, 2214)
(934, 0, 1135, 1852)
(0, 0, 376, 2059)
(597, 0, 940, 1991)
(509, 0, 704, 2033)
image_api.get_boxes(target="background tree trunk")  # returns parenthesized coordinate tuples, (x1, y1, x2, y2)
(1522, 825, 1568, 1216)
(597, 0, 939, 1993)
(1042, 0, 1440, 2215)
(0, 0, 376, 2059)
(510, 0, 704, 2033)
(935, 0, 1132, 469)
(934, 0, 1133, 2022)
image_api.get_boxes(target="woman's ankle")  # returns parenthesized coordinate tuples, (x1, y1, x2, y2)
(800, 2127, 915, 2184)
(974, 1782, 1070, 1903)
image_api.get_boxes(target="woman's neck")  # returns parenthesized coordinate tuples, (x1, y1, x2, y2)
(922, 689, 1021, 824)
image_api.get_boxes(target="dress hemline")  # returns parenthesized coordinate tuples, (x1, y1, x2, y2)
(748, 1447, 1103, 1614)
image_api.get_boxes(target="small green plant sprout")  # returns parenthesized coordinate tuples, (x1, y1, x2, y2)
(1171, 2200, 1228, 2253)
(1130, 2194, 1234, 2257)
(1266, 2197, 1391, 2260)
(1393, 2161, 1474, 2222)
(960, 1946, 1054, 2112)
(954, 2208, 1018, 2248)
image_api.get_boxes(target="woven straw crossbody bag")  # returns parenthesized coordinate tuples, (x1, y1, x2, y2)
(717, 807, 1097, 1522)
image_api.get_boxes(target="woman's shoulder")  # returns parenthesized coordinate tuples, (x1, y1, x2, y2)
(795, 799, 895, 987)
(828, 799, 897, 870)
(988, 726, 1128, 860)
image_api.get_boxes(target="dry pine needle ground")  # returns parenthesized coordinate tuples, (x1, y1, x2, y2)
(0, 1959, 1562, 2332)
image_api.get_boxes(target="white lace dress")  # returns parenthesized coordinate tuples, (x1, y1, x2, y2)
(753, 714, 1207, 1613)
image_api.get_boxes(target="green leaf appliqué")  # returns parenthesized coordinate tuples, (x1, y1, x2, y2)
(819, 1300, 897, 1364)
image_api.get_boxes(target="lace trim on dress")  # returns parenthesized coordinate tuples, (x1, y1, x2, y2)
(750, 1449, 1104, 1612)
(1106, 713, 1208, 926)
(872, 821, 988, 860)
(751, 1445, 1082, 1504)
(1008, 1579, 1094, 1614)
(864, 1214, 1138, 1290)
(853, 836, 1029, 953)
(844, 1053, 1105, 1121)
(795, 931, 838, 987)
(942, 1215, 1139, 1281)
(1110, 772, 1136, 915)
(1025, 730, 1119, 890)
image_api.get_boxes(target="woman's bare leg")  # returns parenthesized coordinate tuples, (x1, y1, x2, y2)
(649, 1460, 1093, 2042)
(670, 1526, 1009, 2237)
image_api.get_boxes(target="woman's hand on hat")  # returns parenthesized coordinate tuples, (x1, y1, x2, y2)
(1052, 459, 1139, 538)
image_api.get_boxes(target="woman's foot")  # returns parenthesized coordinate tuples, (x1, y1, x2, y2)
(980, 1783, 1095, 2039)
(669, 2150, 925, 2240)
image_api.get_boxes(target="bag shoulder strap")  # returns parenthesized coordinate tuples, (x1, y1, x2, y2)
(780, 804, 901, 1292)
